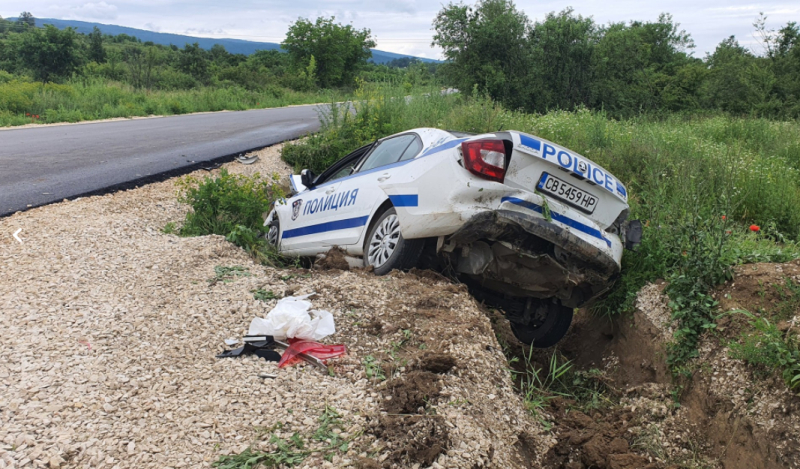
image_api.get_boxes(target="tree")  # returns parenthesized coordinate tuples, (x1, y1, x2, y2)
(589, 13, 694, 115)
(755, 15, 800, 117)
(15, 25, 82, 81)
(18, 12, 35, 28)
(126, 45, 160, 89)
(178, 42, 209, 82)
(282, 17, 375, 88)
(528, 8, 596, 112)
(89, 26, 106, 63)
(703, 36, 774, 114)
(433, 0, 532, 109)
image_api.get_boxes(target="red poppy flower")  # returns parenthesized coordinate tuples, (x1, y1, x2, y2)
(721, 215, 726, 221)
(749, 225, 760, 232)
(26, 113, 30, 116)
(35, 115, 39, 119)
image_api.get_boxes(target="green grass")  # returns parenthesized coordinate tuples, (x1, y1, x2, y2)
(511, 347, 612, 428)
(212, 406, 354, 469)
(283, 84, 800, 371)
(208, 265, 251, 284)
(252, 289, 279, 301)
(728, 310, 800, 390)
(0, 77, 340, 127)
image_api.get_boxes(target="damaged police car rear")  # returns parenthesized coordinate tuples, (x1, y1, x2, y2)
(266, 128, 641, 347)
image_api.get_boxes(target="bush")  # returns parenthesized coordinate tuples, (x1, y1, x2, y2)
(177, 169, 281, 237)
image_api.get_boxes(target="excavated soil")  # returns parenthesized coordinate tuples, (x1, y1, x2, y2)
(314, 247, 351, 271)
(0, 143, 552, 469)
(526, 263, 800, 469)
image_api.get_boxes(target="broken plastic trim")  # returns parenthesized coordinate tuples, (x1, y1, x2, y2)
(449, 210, 620, 278)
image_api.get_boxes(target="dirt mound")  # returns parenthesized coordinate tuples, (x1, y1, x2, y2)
(543, 401, 655, 469)
(531, 263, 800, 469)
(374, 415, 450, 467)
(418, 352, 457, 374)
(383, 371, 442, 414)
(315, 246, 351, 270)
(407, 267, 453, 283)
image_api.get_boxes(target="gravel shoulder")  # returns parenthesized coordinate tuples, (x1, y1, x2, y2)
(0, 144, 549, 468)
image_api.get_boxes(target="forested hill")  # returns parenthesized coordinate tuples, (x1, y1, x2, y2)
(37, 18, 439, 64)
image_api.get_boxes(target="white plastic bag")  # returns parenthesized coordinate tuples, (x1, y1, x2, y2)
(248, 293, 335, 341)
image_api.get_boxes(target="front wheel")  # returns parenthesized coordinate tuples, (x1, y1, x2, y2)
(364, 208, 423, 275)
(266, 218, 280, 247)
(509, 301, 574, 348)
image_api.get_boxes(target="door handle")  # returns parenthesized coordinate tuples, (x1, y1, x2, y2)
(378, 174, 391, 182)
(325, 187, 336, 194)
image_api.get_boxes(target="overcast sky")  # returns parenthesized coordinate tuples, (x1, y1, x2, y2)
(2, 1, 798, 59)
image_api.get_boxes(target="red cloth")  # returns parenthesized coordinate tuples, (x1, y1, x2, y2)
(278, 338, 346, 368)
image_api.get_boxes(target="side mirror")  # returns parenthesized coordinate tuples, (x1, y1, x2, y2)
(625, 220, 643, 251)
(301, 169, 316, 190)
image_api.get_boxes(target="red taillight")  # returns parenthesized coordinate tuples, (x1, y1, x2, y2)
(461, 140, 507, 183)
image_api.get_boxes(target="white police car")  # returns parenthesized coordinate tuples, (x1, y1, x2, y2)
(265, 128, 641, 347)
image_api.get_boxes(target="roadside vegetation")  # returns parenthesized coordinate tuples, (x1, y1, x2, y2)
(0, 13, 438, 126)
(280, 0, 800, 387)
(174, 169, 288, 266)
(284, 82, 800, 382)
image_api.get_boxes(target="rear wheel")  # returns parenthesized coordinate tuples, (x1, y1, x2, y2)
(509, 300, 573, 348)
(365, 208, 423, 275)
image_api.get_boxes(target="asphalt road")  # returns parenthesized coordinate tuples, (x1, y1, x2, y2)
(0, 105, 323, 216)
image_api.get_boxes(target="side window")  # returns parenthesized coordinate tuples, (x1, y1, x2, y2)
(328, 164, 355, 182)
(358, 135, 417, 173)
(398, 137, 422, 162)
(314, 143, 373, 185)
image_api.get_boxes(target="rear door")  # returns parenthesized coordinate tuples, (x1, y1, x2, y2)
(331, 133, 423, 248)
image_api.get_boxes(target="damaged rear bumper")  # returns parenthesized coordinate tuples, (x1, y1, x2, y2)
(445, 210, 622, 308)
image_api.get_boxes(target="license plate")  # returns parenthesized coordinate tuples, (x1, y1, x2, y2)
(537, 172, 598, 214)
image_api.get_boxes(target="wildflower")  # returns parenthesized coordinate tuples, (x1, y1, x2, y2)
(35, 115, 39, 119)
(26, 113, 30, 116)
(749, 225, 760, 232)
(726, 230, 732, 235)
(721, 215, 726, 221)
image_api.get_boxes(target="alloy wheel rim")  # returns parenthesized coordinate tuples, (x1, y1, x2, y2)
(367, 214, 400, 267)
(267, 225, 279, 246)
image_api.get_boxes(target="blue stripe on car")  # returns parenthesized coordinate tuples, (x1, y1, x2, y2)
(420, 138, 467, 157)
(388, 194, 419, 207)
(501, 196, 611, 247)
(519, 134, 542, 152)
(282, 216, 369, 239)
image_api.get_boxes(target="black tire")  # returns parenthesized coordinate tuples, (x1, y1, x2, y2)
(266, 217, 280, 248)
(364, 208, 424, 275)
(510, 303, 574, 348)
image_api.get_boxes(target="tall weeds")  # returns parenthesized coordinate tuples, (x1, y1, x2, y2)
(283, 85, 800, 368)
(0, 77, 337, 126)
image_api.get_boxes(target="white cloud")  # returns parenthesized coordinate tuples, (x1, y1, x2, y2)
(44, 1, 119, 21)
(2, 0, 798, 58)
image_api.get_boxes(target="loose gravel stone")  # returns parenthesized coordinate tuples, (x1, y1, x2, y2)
(0, 143, 549, 468)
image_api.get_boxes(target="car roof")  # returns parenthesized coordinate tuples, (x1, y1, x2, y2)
(380, 128, 460, 156)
